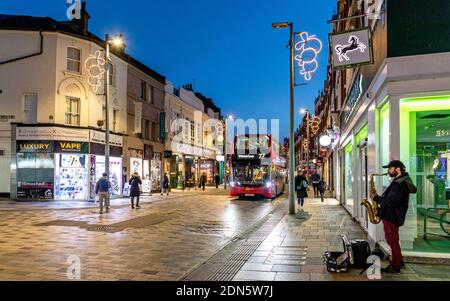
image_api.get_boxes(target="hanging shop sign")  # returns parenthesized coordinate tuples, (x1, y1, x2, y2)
(330, 28, 373, 70)
(134, 102, 142, 134)
(54, 141, 89, 153)
(164, 151, 173, 159)
(16, 127, 90, 142)
(159, 112, 166, 141)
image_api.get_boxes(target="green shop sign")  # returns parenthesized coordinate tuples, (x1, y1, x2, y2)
(343, 74, 364, 123)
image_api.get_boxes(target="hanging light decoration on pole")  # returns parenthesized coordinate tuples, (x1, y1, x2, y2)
(272, 22, 322, 215)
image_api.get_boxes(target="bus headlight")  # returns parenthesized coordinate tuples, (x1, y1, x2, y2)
(265, 182, 273, 189)
(230, 181, 235, 188)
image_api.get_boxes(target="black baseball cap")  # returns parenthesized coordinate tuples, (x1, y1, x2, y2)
(383, 160, 406, 169)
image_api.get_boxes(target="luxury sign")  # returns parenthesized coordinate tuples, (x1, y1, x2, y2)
(330, 28, 373, 70)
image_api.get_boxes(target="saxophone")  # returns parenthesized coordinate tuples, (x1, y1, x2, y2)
(361, 173, 387, 225)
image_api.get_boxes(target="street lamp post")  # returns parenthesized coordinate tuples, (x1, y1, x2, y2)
(273, 21, 296, 215)
(103, 34, 124, 184)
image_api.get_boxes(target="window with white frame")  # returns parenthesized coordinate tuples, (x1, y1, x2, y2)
(65, 97, 80, 126)
(67, 47, 81, 73)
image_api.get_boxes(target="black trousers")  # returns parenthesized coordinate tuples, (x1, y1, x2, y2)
(313, 184, 320, 196)
(131, 196, 140, 206)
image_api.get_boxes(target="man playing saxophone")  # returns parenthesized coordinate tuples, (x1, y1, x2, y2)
(370, 160, 417, 274)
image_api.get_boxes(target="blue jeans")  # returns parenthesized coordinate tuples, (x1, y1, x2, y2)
(298, 197, 305, 207)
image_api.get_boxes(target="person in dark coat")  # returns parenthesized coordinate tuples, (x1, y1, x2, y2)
(295, 171, 309, 211)
(214, 174, 221, 189)
(371, 160, 417, 274)
(200, 173, 206, 191)
(129, 172, 142, 209)
(161, 173, 170, 196)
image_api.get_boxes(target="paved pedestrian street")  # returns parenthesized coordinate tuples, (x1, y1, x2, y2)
(0, 189, 449, 281)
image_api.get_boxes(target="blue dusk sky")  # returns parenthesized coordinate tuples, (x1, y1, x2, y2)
(0, 0, 336, 139)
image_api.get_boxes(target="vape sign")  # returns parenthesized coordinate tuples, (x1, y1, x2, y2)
(330, 28, 373, 70)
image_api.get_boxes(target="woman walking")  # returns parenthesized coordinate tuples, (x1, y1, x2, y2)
(129, 172, 142, 209)
(295, 171, 309, 212)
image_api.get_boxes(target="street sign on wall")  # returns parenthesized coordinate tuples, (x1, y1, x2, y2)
(330, 28, 373, 70)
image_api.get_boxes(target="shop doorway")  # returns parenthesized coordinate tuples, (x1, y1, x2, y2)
(358, 143, 369, 230)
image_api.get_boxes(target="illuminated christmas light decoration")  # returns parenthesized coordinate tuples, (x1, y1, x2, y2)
(309, 116, 321, 136)
(335, 35, 367, 62)
(85, 50, 106, 93)
(294, 32, 323, 81)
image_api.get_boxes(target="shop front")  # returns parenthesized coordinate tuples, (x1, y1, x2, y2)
(12, 126, 124, 201)
(396, 96, 450, 254)
(166, 143, 217, 189)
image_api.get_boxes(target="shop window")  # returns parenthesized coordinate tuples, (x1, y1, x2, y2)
(344, 142, 353, 208)
(67, 47, 81, 73)
(379, 102, 390, 189)
(191, 121, 195, 145)
(65, 97, 80, 126)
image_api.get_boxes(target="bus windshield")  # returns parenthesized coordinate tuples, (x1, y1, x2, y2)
(233, 165, 270, 186)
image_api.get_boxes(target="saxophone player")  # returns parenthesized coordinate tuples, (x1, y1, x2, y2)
(370, 160, 417, 274)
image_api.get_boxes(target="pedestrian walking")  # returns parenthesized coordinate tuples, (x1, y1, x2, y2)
(318, 178, 326, 203)
(370, 160, 417, 274)
(312, 171, 321, 198)
(95, 173, 112, 214)
(214, 174, 221, 189)
(161, 173, 170, 196)
(129, 172, 142, 209)
(295, 171, 309, 212)
(199, 173, 206, 191)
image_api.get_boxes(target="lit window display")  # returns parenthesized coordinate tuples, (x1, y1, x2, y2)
(151, 153, 162, 191)
(343, 142, 353, 208)
(93, 156, 122, 196)
(399, 101, 450, 254)
(54, 154, 89, 200)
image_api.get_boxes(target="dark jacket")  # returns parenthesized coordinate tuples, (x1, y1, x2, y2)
(374, 172, 417, 226)
(162, 176, 169, 189)
(129, 176, 142, 197)
(95, 177, 111, 194)
(214, 175, 221, 184)
(295, 175, 308, 198)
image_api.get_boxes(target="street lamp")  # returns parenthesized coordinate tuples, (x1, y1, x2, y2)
(273, 23, 322, 214)
(223, 114, 234, 190)
(103, 34, 124, 184)
(273, 21, 295, 215)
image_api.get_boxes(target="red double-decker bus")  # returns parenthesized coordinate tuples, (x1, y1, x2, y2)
(229, 134, 287, 199)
